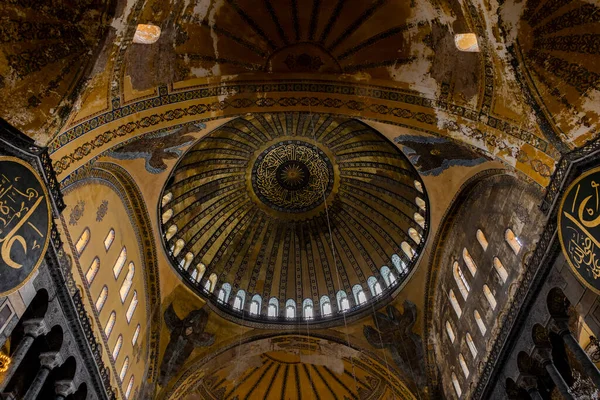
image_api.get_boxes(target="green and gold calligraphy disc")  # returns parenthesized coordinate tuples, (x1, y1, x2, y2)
(558, 166, 600, 295)
(0, 157, 51, 296)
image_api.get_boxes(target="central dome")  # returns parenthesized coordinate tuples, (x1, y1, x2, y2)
(160, 113, 429, 326)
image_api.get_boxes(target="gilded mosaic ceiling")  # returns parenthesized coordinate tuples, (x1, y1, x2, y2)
(159, 113, 428, 325)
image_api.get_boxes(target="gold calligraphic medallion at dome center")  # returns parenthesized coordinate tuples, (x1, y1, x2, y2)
(558, 166, 600, 295)
(0, 157, 51, 296)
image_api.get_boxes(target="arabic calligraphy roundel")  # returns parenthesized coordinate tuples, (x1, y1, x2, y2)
(0, 157, 51, 296)
(559, 166, 600, 295)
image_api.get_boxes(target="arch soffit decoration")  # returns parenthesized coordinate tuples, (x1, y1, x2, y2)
(162, 332, 417, 400)
(61, 161, 162, 385)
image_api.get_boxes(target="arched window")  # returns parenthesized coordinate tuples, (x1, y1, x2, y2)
(165, 224, 177, 241)
(505, 228, 522, 255)
(113, 334, 123, 360)
(493, 257, 508, 283)
(453, 261, 470, 300)
(86, 257, 100, 284)
(132, 324, 141, 346)
(408, 228, 421, 244)
(353, 284, 367, 305)
(218, 283, 231, 303)
(476, 229, 488, 251)
(414, 180, 424, 193)
(466, 332, 477, 358)
(161, 192, 172, 207)
(459, 354, 469, 378)
(96, 286, 108, 311)
(161, 209, 173, 224)
(380, 266, 394, 287)
(392, 254, 407, 275)
(126, 291, 138, 323)
(320, 295, 331, 317)
(119, 357, 129, 381)
(120, 262, 135, 302)
(474, 310, 486, 335)
(191, 263, 205, 282)
(401, 242, 415, 260)
(113, 247, 127, 278)
(233, 290, 246, 311)
(104, 228, 115, 251)
(205, 273, 217, 293)
(75, 228, 90, 255)
(483, 285, 497, 310)
(454, 33, 480, 52)
(172, 239, 185, 257)
(388, 270, 397, 285)
(249, 294, 261, 315)
(448, 289, 462, 318)
(367, 276, 382, 296)
(285, 299, 296, 319)
(446, 321, 455, 343)
(105, 311, 116, 338)
(414, 212, 426, 229)
(268, 297, 279, 317)
(415, 197, 426, 211)
(452, 372, 462, 397)
(125, 375, 134, 399)
(462, 248, 477, 276)
(180, 252, 194, 271)
(303, 298, 314, 319)
(337, 291, 349, 312)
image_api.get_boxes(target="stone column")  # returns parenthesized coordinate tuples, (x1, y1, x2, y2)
(552, 318, 600, 388)
(533, 347, 575, 400)
(0, 318, 48, 391)
(54, 379, 75, 400)
(22, 351, 62, 400)
(518, 375, 544, 400)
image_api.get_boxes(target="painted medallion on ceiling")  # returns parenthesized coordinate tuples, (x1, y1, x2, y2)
(159, 113, 429, 326)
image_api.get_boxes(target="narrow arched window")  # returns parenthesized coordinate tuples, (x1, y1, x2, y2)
(165, 224, 177, 241)
(120, 262, 135, 302)
(285, 299, 296, 318)
(401, 242, 415, 260)
(104, 228, 115, 251)
(126, 291, 138, 323)
(125, 375, 134, 399)
(233, 290, 246, 311)
(113, 246, 127, 278)
(483, 285, 497, 310)
(452, 372, 462, 397)
(320, 295, 331, 316)
(113, 334, 123, 360)
(119, 357, 129, 382)
(414, 212, 426, 229)
(462, 248, 477, 276)
(476, 229, 488, 251)
(448, 289, 462, 318)
(249, 295, 261, 316)
(86, 257, 100, 284)
(337, 291, 349, 312)
(353, 284, 367, 305)
(161, 192, 172, 207)
(455, 33, 480, 52)
(303, 298, 314, 319)
(474, 310, 486, 335)
(75, 228, 90, 255)
(414, 180, 424, 193)
(466, 332, 477, 358)
(268, 297, 279, 317)
(218, 283, 231, 303)
(380, 266, 393, 287)
(191, 263, 205, 282)
(161, 209, 173, 224)
(446, 321, 455, 343)
(367, 276, 382, 296)
(459, 354, 469, 378)
(172, 239, 185, 257)
(415, 197, 426, 211)
(205, 273, 217, 293)
(389, 270, 397, 285)
(132, 324, 140, 346)
(105, 311, 116, 338)
(181, 252, 194, 271)
(453, 262, 470, 300)
(408, 228, 421, 244)
(505, 228, 522, 255)
(392, 254, 407, 275)
(493, 257, 508, 283)
(96, 286, 108, 311)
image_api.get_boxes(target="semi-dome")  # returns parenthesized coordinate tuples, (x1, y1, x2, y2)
(160, 113, 429, 326)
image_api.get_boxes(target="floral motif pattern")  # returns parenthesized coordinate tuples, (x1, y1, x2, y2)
(96, 200, 108, 222)
(68, 200, 85, 226)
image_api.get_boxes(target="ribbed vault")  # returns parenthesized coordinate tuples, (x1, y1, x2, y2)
(160, 113, 428, 325)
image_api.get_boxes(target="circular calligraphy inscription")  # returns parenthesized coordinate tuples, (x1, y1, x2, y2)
(251, 141, 334, 213)
(558, 166, 600, 295)
(0, 157, 51, 296)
